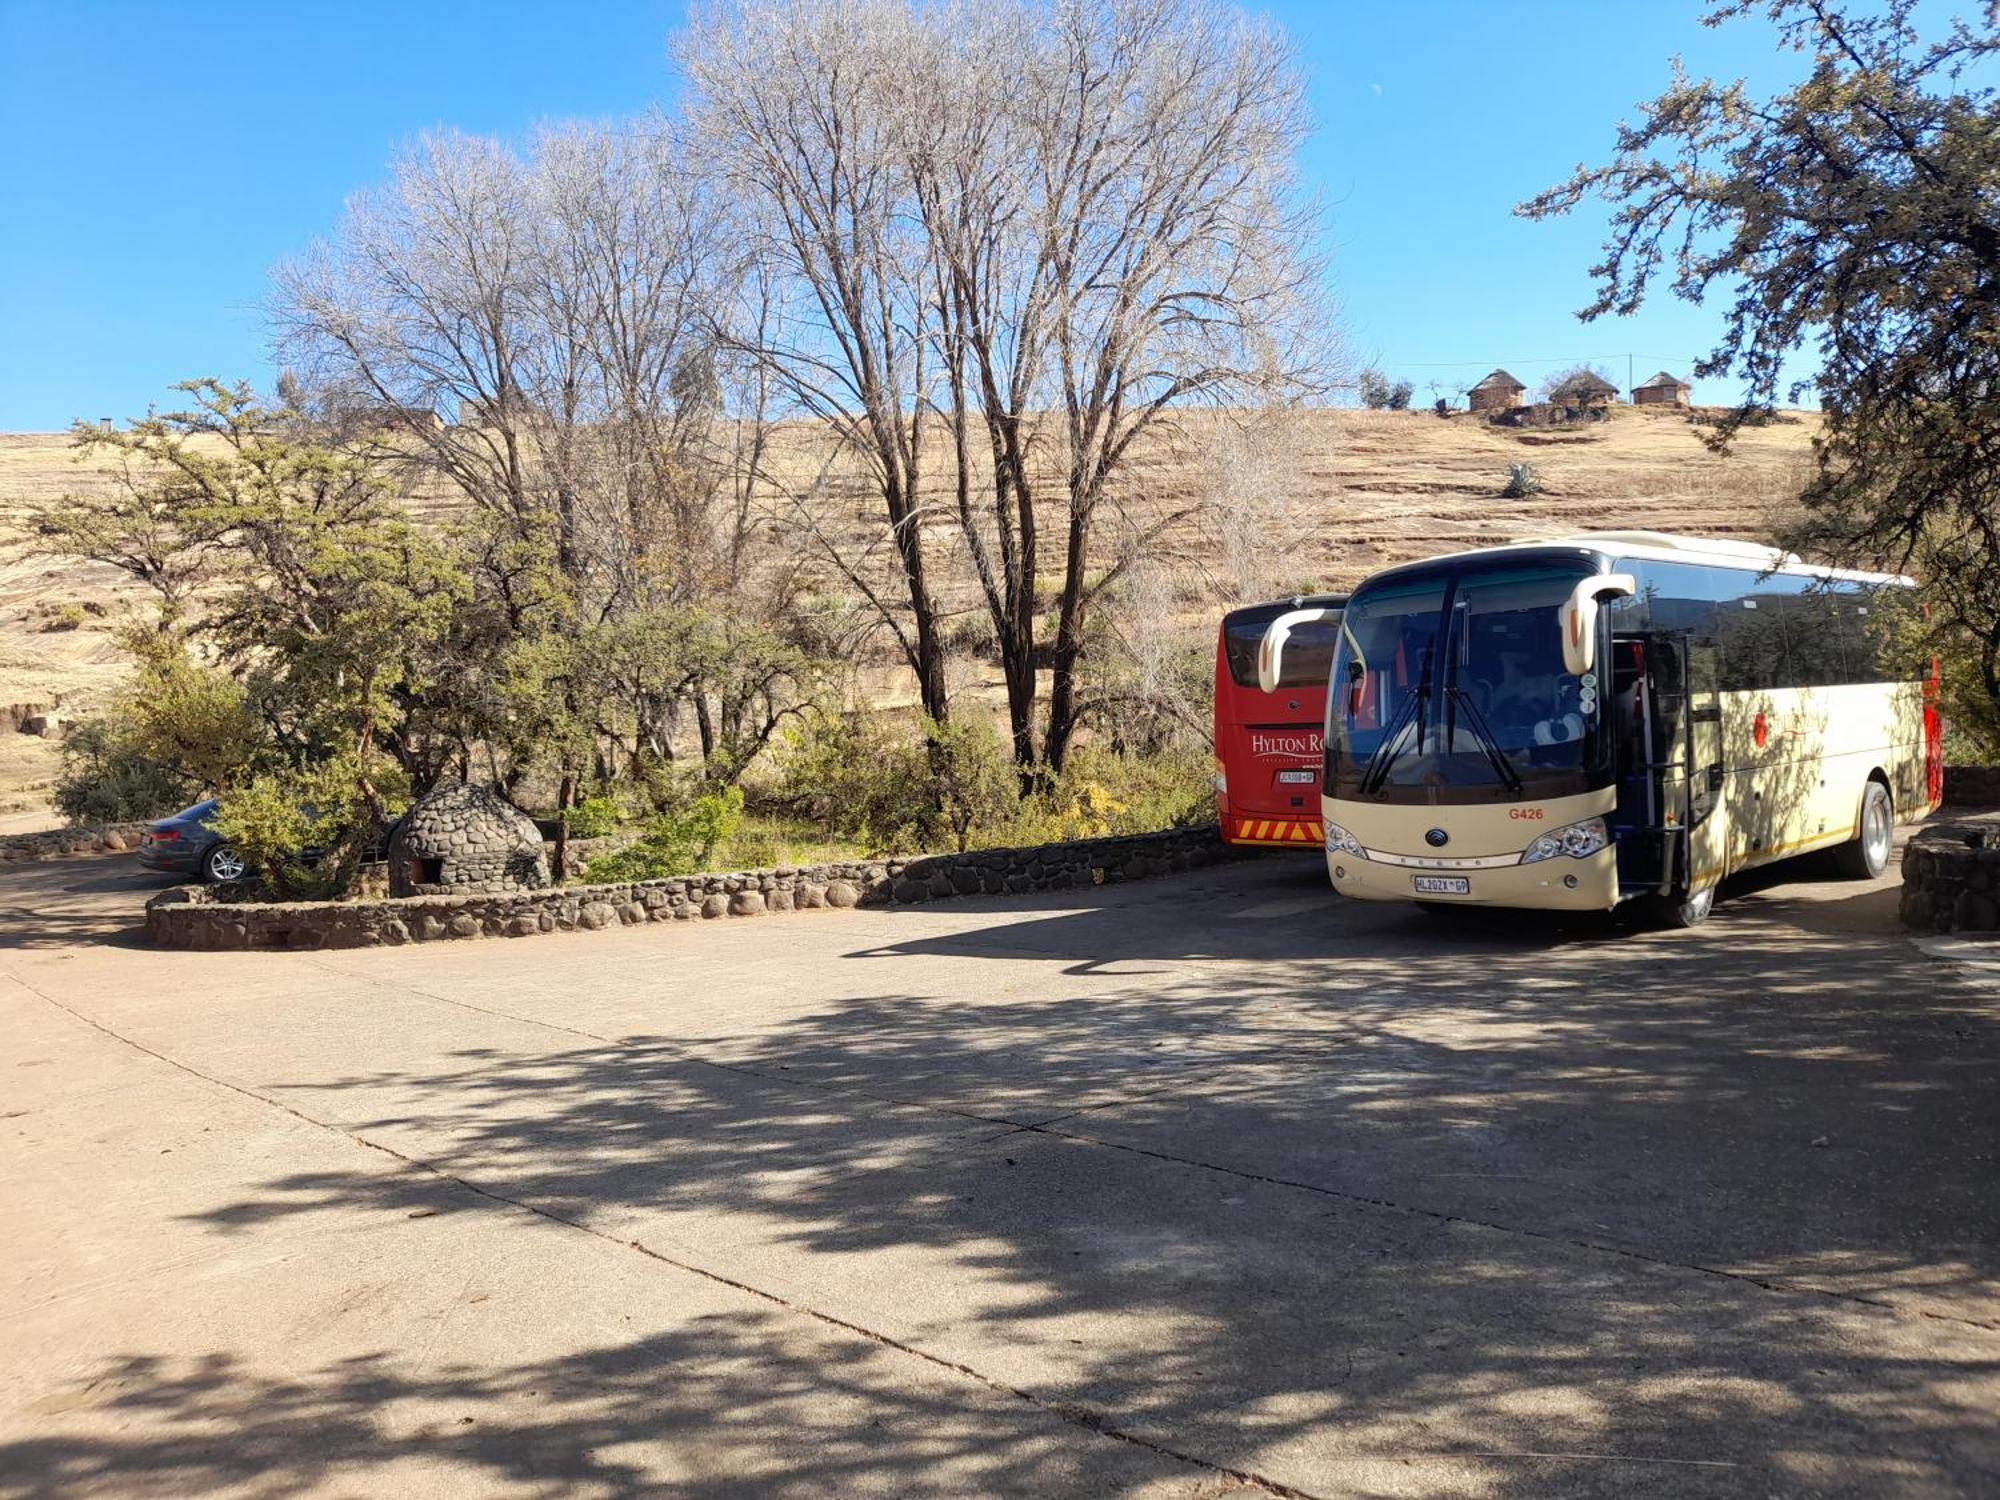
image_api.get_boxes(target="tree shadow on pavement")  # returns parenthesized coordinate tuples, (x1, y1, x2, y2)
(13, 857, 2000, 1497)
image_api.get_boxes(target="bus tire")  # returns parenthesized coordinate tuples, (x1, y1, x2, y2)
(1645, 884, 1715, 929)
(1831, 779, 1894, 880)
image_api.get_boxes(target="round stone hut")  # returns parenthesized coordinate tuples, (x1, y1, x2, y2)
(388, 782, 550, 898)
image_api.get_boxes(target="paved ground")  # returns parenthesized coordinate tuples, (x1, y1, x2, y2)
(2, 842, 1996, 1498)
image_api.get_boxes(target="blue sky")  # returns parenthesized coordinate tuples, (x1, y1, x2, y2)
(0, 0, 1814, 430)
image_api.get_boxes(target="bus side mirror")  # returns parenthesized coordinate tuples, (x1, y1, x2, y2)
(1559, 574, 1635, 677)
(1257, 607, 1337, 694)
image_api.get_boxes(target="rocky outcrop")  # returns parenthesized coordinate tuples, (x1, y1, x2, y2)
(147, 824, 1244, 951)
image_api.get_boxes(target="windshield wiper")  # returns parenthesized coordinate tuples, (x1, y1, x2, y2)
(1445, 686, 1525, 798)
(1359, 643, 1433, 795)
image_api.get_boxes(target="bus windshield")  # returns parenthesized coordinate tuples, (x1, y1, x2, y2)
(1327, 559, 1607, 803)
(1221, 603, 1340, 695)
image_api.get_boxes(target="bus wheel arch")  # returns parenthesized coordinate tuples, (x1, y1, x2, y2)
(1831, 774, 1895, 880)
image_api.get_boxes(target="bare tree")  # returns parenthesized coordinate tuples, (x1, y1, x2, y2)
(680, 0, 954, 724)
(899, 0, 1334, 772)
(272, 121, 816, 801)
(273, 121, 747, 619)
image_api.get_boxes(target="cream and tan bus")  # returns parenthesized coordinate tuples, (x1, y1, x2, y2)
(1257, 532, 1942, 925)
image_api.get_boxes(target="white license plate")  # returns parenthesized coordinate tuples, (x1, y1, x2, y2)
(1276, 769, 1315, 784)
(1412, 876, 1470, 895)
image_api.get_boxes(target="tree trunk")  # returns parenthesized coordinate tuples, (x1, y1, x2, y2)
(553, 773, 574, 887)
(1042, 502, 1093, 775)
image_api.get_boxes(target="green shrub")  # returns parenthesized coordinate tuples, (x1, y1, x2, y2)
(979, 743, 1211, 847)
(774, 713, 934, 851)
(53, 718, 199, 825)
(43, 603, 89, 632)
(1502, 462, 1544, 499)
(210, 760, 378, 899)
(567, 794, 623, 838)
(584, 786, 746, 881)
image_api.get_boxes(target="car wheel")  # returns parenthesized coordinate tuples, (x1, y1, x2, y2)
(1830, 780, 1893, 880)
(203, 844, 247, 883)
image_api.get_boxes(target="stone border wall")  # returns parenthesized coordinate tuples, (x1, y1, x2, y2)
(145, 824, 1246, 951)
(0, 822, 150, 863)
(1944, 765, 2000, 809)
(1901, 814, 2000, 935)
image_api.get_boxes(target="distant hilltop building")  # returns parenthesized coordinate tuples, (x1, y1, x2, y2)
(1547, 371, 1619, 408)
(1632, 370, 1692, 406)
(1466, 368, 1526, 413)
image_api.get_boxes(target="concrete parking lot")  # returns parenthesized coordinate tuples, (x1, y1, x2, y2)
(2, 845, 1996, 1498)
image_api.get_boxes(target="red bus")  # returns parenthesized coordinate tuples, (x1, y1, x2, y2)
(1214, 593, 1345, 847)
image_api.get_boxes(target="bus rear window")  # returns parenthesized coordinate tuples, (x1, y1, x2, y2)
(1223, 608, 1340, 691)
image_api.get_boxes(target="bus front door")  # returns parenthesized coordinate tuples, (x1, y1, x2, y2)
(1611, 634, 1723, 900)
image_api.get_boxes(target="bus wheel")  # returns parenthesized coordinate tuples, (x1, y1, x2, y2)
(1646, 884, 1715, 929)
(1831, 780, 1894, 880)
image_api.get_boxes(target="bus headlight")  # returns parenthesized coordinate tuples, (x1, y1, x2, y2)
(1324, 823, 1365, 859)
(1519, 816, 1609, 865)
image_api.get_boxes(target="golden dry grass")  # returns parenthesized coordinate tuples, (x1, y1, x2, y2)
(0, 403, 1819, 811)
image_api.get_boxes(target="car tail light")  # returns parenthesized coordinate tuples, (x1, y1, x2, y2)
(149, 829, 181, 843)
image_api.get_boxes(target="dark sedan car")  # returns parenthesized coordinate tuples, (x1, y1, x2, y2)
(137, 800, 247, 883)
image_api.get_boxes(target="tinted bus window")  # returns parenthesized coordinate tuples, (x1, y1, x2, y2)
(1607, 559, 1897, 690)
(1222, 607, 1340, 691)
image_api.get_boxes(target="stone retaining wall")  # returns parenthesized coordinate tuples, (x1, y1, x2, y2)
(1901, 814, 2000, 935)
(145, 824, 1244, 951)
(1943, 764, 2000, 809)
(0, 822, 150, 862)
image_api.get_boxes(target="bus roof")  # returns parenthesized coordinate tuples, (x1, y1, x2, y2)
(1220, 591, 1347, 626)
(1350, 531, 1913, 592)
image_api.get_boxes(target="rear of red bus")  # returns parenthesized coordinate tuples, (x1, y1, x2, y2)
(1214, 595, 1345, 847)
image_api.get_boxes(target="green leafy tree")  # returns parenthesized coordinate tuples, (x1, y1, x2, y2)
(210, 758, 387, 900)
(109, 631, 265, 793)
(1520, 0, 2000, 710)
(29, 380, 253, 628)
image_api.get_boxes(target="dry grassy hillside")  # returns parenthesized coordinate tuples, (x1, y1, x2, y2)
(0, 403, 1817, 814)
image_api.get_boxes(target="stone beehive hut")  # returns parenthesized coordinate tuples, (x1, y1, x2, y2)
(388, 782, 549, 898)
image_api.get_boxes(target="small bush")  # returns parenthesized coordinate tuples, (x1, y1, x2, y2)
(584, 787, 746, 881)
(774, 713, 935, 851)
(210, 759, 378, 899)
(1357, 369, 1392, 409)
(567, 794, 622, 838)
(53, 718, 198, 825)
(1387, 380, 1414, 411)
(43, 604, 89, 632)
(1501, 462, 1545, 499)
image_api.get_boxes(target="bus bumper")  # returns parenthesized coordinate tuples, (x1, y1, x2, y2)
(1224, 814, 1324, 848)
(1325, 845, 1620, 912)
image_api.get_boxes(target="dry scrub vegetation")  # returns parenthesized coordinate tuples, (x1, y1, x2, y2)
(0, 402, 1817, 815)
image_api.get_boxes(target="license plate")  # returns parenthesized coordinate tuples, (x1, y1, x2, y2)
(1412, 876, 1470, 895)
(1276, 769, 1315, 784)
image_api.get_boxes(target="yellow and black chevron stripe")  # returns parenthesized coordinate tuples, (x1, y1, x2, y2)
(1227, 818, 1324, 848)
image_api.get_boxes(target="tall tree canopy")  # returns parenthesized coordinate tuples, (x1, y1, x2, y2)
(1520, 0, 2000, 724)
